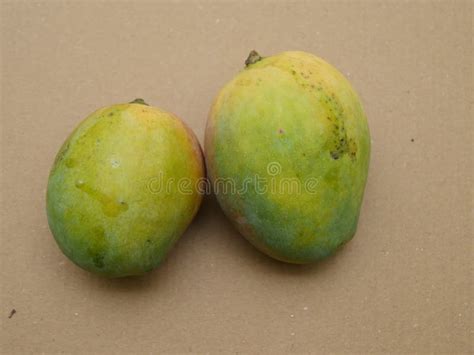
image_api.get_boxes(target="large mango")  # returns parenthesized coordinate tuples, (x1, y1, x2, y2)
(205, 51, 370, 263)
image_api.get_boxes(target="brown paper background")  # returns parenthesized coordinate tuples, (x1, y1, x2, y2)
(1, 1, 472, 353)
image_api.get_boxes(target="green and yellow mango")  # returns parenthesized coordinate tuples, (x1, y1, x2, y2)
(205, 51, 370, 263)
(47, 99, 204, 277)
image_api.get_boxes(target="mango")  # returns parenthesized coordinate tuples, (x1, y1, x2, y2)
(205, 51, 370, 263)
(47, 99, 204, 277)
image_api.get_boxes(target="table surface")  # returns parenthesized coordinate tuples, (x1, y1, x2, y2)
(1, 1, 472, 354)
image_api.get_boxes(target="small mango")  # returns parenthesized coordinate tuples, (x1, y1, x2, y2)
(47, 99, 204, 277)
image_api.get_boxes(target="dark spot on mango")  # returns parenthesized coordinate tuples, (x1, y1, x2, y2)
(92, 252, 105, 268)
(87, 226, 107, 269)
(53, 142, 70, 166)
(348, 138, 358, 161)
(65, 158, 77, 168)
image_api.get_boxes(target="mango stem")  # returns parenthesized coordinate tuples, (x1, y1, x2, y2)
(129, 98, 149, 106)
(245, 50, 262, 67)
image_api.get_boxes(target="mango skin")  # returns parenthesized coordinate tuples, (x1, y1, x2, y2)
(205, 51, 370, 263)
(47, 102, 204, 277)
